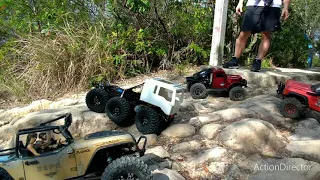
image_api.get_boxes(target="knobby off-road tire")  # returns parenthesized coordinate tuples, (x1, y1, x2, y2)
(135, 107, 162, 135)
(190, 83, 208, 99)
(0, 168, 14, 180)
(101, 156, 153, 180)
(159, 115, 174, 132)
(86, 88, 110, 113)
(229, 86, 247, 101)
(161, 117, 174, 132)
(279, 97, 303, 119)
(187, 83, 192, 92)
(105, 97, 135, 127)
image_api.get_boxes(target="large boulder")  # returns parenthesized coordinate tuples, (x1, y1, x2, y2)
(183, 146, 228, 167)
(289, 118, 320, 141)
(217, 118, 286, 155)
(0, 99, 52, 122)
(188, 95, 291, 130)
(286, 140, 320, 164)
(171, 140, 203, 153)
(161, 124, 195, 138)
(199, 123, 223, 139)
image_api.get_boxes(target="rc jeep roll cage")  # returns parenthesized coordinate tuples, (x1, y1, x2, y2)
(0, 113, 146, 159)
(0, 113, 74, 159)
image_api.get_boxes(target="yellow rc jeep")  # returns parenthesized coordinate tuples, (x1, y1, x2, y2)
(0, 113, 153, 180)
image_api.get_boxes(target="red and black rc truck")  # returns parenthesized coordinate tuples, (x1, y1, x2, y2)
(277, 79, 320, 120)
(186, 67, 248, 101)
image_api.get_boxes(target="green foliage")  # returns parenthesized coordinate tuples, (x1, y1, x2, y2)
(244, 57, 273, 68)
(126, 0, 150, 13)
(269, 7, 310, 68)
(312, 56, 320, 67)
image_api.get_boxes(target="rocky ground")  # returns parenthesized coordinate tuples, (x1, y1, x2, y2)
(0, 67, 320, 180)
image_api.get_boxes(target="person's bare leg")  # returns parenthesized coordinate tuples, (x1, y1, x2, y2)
(234, 31, 252, 58)
(256, 32, 271, 60)
(250, 32, 272, 72)
(223, 31, 252, 68)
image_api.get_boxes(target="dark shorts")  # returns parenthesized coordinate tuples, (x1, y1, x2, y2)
(241, 6, 281, 34)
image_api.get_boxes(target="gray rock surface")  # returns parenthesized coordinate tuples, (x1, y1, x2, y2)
(152, 168, 186, 180)
(183, 146, 228, 167)
(217, 118, 286, 155)
(286, 140, 320, 164)
(161, 124, 195, 138)
(171, 140, 202, 153)
(145, 146, 170, 159)
(199, 123, 223, 139)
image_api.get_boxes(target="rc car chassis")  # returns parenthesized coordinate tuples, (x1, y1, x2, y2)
(86, 78, 185, 135)
(186, 67, 248, 101)
(277, 79, 320, 121)
(0, 113, 153, 180)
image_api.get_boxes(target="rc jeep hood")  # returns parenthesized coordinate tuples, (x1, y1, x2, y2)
(70, 131, 136, 150)
(227, 74, 243, 80)
(286, 79, 311, 91)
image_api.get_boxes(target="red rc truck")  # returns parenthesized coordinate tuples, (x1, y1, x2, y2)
(186, 67, 248, 101)
(277, 79, 320, 120)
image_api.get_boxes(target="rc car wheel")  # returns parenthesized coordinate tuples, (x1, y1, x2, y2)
(101, 156, 153, 180)
(162, 116, 174, 131)
(85, 88, 110, 113)
(187, 83, 192, 92)
(0, 168, 14, 180)
(279, 97, 303, 119)
(135, 107, 161, 135)
(105, 97, 135, 127)
(229, 86, 246, 101)
(190, 83, 208, 99)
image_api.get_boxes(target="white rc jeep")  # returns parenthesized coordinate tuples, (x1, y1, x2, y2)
(139, 78, 184, 116)
(86, 78, 185, 135)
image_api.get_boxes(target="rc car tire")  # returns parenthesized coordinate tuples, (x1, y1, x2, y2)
(279, 97, 303, 119)
(85, 88, 110, 113)
(187, 83, 192, 92)
(105, 97, 135, 127)
(190, 83, 208, 99)
(162, 116, 174, 131)
(101, 156, 153, 180)
(135, 107, 161, 135)
(229, 86, 247, 101)
(0, 168, 14, 180)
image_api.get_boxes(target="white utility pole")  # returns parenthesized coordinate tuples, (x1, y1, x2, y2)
(209, 0, 229, 66)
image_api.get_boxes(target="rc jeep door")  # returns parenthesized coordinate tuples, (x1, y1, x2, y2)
(152, 85, 174, 115)
(22, 145, 77, 179)
(212, 71, 227, 89)
(308, 95, 320, 111)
